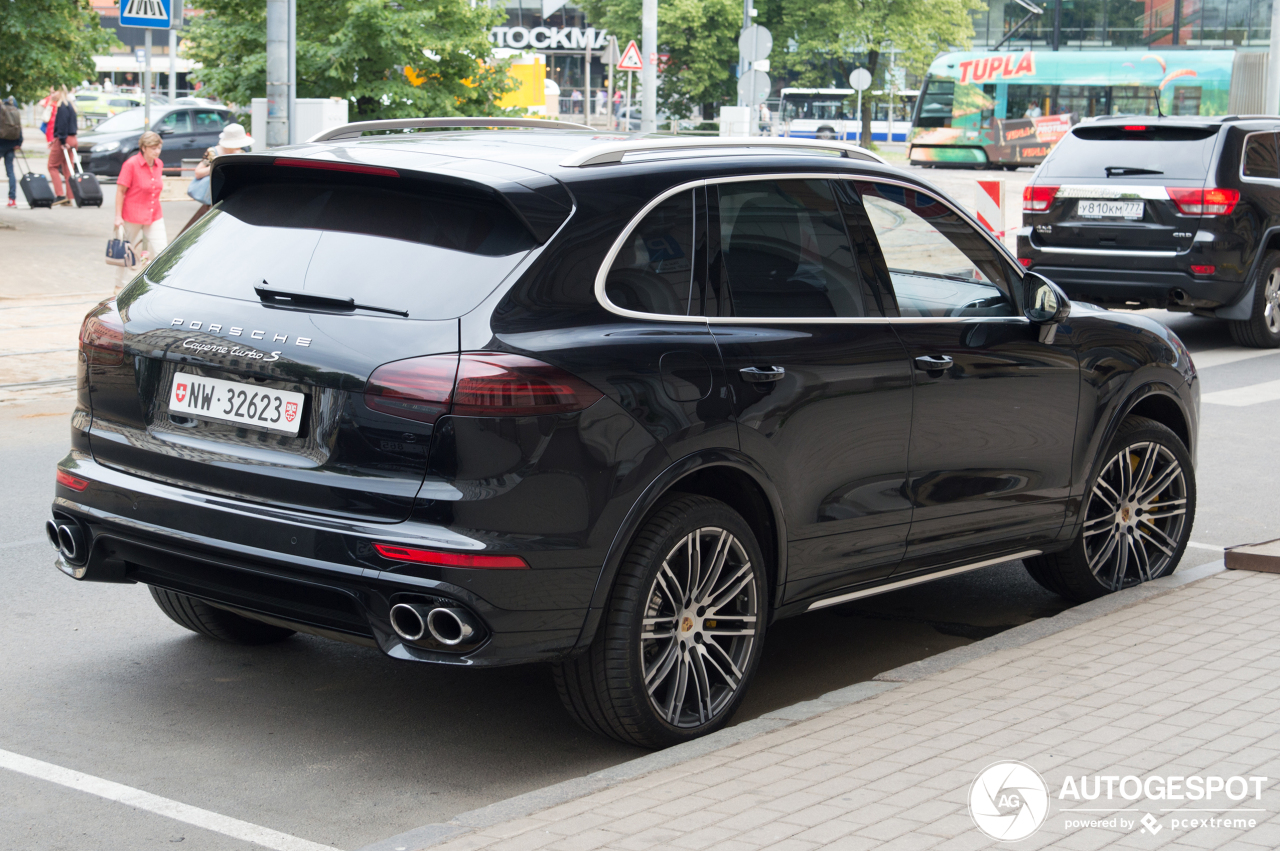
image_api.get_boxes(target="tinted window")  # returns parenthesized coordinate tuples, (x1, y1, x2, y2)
(145, 178, 537, 320)
(194, 110, 227, 132)
(605, 191, 699, 316)
(1040, 125, 1219, 179)
(1243, 132, 1279, 179)
(157, 110, 191, 134)
(94, 108, 147, 132)
(717, 180, 866, 318)
(855, 182, 1014, 318)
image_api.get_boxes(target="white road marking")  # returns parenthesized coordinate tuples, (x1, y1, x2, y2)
(1201, 379, 1280, 407)
(1186, 542, 1225, 553)
(0, 748, 335, 851)
(1190, 347, 1280, 370)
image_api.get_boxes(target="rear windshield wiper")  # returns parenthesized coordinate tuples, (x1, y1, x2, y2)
(255, 283, 409, 317)
(1105, 166, 1163, 177)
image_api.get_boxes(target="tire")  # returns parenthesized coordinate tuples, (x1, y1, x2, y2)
(149, 586, 296, 645)
(1228, 251, 1280, 348)
(1024, 416, 1195, 603)
(553, 494, 768, 748)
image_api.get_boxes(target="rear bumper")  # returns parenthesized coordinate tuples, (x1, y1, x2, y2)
(51, 452, 593, 667)
(1028, 264, 1247, 309)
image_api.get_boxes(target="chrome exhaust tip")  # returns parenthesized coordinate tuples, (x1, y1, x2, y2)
(45, 519, 61, 549)
(426, 607, 478, 646)
(389, 603, 430, 642)
(56, 523, 84, 563)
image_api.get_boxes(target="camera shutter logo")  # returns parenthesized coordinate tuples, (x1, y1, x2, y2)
(969, 760, 1050, 841)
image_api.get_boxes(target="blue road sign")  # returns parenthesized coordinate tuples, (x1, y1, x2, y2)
(120, 0, 174, 29)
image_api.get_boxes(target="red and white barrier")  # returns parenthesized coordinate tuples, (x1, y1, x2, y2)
(975, 179, 1005, 239)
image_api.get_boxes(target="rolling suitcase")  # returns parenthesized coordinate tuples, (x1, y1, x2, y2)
(16, 151, 54, 209)
(67, 147, 103, 208)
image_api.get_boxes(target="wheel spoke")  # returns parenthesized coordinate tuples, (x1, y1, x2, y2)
(1088, 528, 1119, 577)
(1137, 461, 1181, 505)
(1142, 501, 1186, 521)
(693, 530, 731, 604)
(655, 563, 684, 612)
(664, 653, 691, 724)
(1083, 514, 1114, 536)
(1129, 534, 1152, 582)
(644, 638, 680, 692)
(688, 646, 714, 724)
(642, 615, 677, 639)
(706, 563, 753, 613)
(1112, 532, 1130, 588)
(1131, 444, 1158, 501)
(1093, 472, 1123, 511)
(1137, 521, 1178, 557)
(701, 638, 744, 687)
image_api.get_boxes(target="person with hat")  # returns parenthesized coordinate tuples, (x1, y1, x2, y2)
(179, 122, 253, 234)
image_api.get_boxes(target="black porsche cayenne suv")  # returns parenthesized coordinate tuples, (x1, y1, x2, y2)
(1019, 116, 1280, 348)
(52, 119, 1199, 748)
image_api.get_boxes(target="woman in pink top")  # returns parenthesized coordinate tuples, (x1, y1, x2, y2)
(113, 130, 166, 287)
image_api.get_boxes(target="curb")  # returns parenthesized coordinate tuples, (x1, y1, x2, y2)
(356, 558, 1227, 851)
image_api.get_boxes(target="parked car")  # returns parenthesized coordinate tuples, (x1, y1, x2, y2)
(76, 104, 235, 178)
(1019, 116, 1280, 348)
(73, 91, 151, 128)
(52, 123, 1199, 748)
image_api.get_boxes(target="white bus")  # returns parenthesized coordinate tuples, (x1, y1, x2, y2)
(778, 87, 911, 143)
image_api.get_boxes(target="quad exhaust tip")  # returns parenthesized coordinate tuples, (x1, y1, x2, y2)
(389, 602, 480, 646)
(48, 518, 85, 564)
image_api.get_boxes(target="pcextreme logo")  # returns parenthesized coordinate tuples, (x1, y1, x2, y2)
(969, 761, 1050, 841)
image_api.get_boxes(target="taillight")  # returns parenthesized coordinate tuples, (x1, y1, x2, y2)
(452, 354, 603, 417)
(364, 354, 458, 423)
(1190, 264, 1216, 275)
(363, 353, 602, 423)
(1018, 257, 1034, 268)
(1022, 185, 1059, 212)
(274, 157, 399, 178)
(79, 301, 124, 366)
(1167, 187, 1240, 216)
(56, 469, 88, 491)
(372, 543, 529, 569)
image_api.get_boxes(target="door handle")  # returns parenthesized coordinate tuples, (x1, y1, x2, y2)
(740, 366, 786, 383)
(914, 355, 954, 371)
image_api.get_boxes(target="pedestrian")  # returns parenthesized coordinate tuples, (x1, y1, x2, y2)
(178, 122, 252, 234)
(596, 88, 606, 117)
(570, 88, 583, 114)
(47, 86, 78, 206)
(0, 95, 21, 208)
(114, 130, 166, 289)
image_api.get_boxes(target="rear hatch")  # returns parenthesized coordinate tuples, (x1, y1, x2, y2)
(84, 159, 545, 522)
(1028, 123, 1220, 254)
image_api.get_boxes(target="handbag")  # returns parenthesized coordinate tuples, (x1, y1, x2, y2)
(105, 226, 138, 268)
(187, 175, 212, 205)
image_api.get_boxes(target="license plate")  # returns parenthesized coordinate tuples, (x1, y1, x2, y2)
(1076, 200, 1144, 219)
(168, 372, 305, 435)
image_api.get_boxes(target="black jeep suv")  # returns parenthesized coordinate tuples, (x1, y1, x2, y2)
(1019, 116, 1280, 348)
(52, 120, 1199, 747)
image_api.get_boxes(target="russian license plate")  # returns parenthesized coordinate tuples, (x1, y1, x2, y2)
(1076, 199, 1144, 219)
(168, 371, 305, 435)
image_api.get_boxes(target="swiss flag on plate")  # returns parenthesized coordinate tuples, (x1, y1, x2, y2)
(284, 401, 298, 423)
(175, 383, 187, 403)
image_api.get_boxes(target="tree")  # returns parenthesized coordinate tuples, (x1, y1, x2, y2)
(762, 0, 984, 145)
(577, 0, 740, 119)
(0, 0, 121, 103)
(183, 0, 516, 119)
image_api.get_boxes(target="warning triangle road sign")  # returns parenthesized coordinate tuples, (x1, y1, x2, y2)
(616, 40, 644, 72)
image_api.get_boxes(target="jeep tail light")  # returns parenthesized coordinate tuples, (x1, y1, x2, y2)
(1167, 187, 1239, 216)
(364, 354, 458, 424)
(56, 469, 89, 491)
(452, 353, 603, 417)
(1018, 257, 1034, 268)
(373, 543, 529, 569)
(1190, 265, 1216, 275)
(1022, 185, 1058, 212)
(79, 301, 124, 366)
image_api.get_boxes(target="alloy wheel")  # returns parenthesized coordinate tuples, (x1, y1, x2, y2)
(641, 527, 760, 728)
(1265, 269, 1280, 335)
(1083, 441, 1188, 591)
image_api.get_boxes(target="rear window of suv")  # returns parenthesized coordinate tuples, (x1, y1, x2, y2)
(145, 173, 538, 320)
(1038, 124, 1220, 179)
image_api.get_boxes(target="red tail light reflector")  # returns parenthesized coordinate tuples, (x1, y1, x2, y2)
(1123, 125, 1148, 132)
(274, 157, 399, 178)
(1022, 185, 1059, 212)
(1018, 257, 1034, 268)
(1190, 265, 1216, 275)
(364, 354, 458, 424)
(79, 301, 124, 366)
(56, 469, 89, 491)
(452, 353, 603, 417)
(1167, 187, 1239, 216)
(373, 543, 529, 569)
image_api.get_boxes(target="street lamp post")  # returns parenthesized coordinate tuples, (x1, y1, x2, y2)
(641, 0, 657, 133)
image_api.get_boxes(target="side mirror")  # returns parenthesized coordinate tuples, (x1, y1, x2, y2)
(1024, 272, 1071, 343)
(156, 126, 174, 136)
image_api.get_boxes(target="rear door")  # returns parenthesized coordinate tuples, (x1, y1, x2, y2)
(154, 109, 196, 167)
(192, 109, 230, 153)
(848, 179, 1080, 573)
(706, 177, 915, 602)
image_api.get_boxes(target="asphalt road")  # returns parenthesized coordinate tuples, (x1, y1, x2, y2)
(0, 164, 1275, 851)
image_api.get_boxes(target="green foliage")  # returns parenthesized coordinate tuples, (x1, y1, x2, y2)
(0, 0, 121, 103)
(183, 0, 516, 119)
(577, 0, 740, 117)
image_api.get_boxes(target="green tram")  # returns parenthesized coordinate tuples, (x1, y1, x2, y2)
(909, 49, 1251, 169)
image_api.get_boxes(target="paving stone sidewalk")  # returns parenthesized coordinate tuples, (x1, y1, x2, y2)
(387, 567, 1280, 851)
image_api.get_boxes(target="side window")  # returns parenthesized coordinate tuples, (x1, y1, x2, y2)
(158, 110, 192, 134)
(606, 190, 700, 316)
(1242, 132, 1279, 179)
(853, 181, 1016, 318)
(194, 110, 228, 132)
(716, 179, 868, 318)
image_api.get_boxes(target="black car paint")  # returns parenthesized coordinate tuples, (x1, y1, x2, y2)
(1018, 117, 1280, 317)
(54, 134, 1198, 668)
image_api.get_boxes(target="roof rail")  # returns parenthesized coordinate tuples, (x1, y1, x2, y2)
(310, 117, 594, 143)
(559, 136, 888, 167)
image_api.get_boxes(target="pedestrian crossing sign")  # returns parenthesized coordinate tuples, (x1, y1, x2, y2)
(120, 0, 176, 29)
